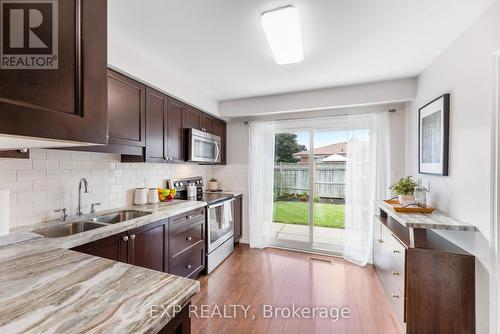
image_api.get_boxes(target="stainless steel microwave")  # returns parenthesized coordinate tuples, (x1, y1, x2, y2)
(187, 128, 221, 164)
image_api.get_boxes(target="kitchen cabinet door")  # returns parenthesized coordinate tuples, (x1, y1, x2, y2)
(184, 106, 202, 130)
(127, 220, 167, 272)
(145, 87, 167, 162)
(213, 120, 227, 165)
(202, 114, 215, 134)
(71, 232, 127, 263)
(107, 70, 146, 147)
(0, 0, 107, 145)
(166, 98, 185, 162)
(234, 195, 243, 243)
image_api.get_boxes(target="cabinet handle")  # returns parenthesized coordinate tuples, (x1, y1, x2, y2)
(186, 236, 192, 241)
(392, 294, 400, 299)
(393, 249, 400, 254)
(186, 264, 192, 269)
(187, 215, 193, 219)
(130, 234, 136, 240)
(391, 271, 400, 276)
(377, 239, 384, 244)
(122, 236, 129, 242)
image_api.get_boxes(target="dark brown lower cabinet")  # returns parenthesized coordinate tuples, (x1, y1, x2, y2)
(71, 232, 127, 262)
(71, 212, 206, 279)
(234, 195, 242, 243)
(373, 210, 475, 334)
(127, 220, 168, 272)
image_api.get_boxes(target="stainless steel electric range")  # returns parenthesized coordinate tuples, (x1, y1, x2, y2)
(171, 177, 235, 274)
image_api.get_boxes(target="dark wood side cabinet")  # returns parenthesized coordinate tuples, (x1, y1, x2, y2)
(234, 195, 242, 243)
(0, 0, 108, 145)
(373, 209, 475, 334)
(145, 87, 185, 163)
(107, 69, 146, 147)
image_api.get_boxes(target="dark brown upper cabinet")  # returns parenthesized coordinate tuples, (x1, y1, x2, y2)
(107, 69, 146, 147)
(184, 106, 203, 131)
(202, 114, 215, 134)
(0, 0, 108, 145)
(145, 87, 185, 163)
(166, 97, 185, 162)
(213, 119, 227, 165)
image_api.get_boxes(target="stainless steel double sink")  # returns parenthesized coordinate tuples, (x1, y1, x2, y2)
(33, 210, 152, 238)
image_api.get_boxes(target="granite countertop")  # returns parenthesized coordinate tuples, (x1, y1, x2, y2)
(0, 200, 207, 334)
(375, 200, 477, 232)
(204, 190, 243, 197)
(13, 200, 207, 250)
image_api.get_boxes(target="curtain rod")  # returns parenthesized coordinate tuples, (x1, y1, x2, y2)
(243, 108, 396, 125)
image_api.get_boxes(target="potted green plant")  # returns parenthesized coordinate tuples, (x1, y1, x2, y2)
(209, 177, 219, 191)
(389, 176, 417, 205)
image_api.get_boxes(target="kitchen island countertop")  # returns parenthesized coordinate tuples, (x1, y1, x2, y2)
(0, 200, 207, 334)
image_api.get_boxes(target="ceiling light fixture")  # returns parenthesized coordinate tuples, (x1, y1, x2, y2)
(261, 6, 303, 65)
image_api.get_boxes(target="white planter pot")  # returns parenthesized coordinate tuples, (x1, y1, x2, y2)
(398, 194, 415, 205)
(209, 181, 218, 191)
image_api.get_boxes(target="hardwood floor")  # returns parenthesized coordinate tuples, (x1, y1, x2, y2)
(191, 244, 402, 334)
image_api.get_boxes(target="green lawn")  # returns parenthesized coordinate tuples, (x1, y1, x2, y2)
(273, 201, 345, 228)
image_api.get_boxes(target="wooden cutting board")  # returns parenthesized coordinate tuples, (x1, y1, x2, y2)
(383, 199, 436, 213)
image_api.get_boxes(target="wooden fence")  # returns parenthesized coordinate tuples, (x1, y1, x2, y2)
(274, 163, 346, 200)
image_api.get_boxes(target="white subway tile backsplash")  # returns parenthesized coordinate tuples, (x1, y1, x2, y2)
(17, 170, 45, 181)
(0, 170, 16, 182)
(0, 181, 33, 192)
(0, 159, 32, 170)
(16, 191, 46, 204)
(33, 159, 59, 170)
(29, 149, 46, 160)
(47, 150, 70, 160)
(81, 160, 100, 169)
(2, 148, 215, 228)
(33, 179, 59, 191)
(60, 160, 82, 170)
(71, 152, 91, 161)
(33, 200, 60, 213)
(47, 170, 70, 179)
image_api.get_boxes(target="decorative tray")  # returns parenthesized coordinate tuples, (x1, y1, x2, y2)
(383, 199, 436, 213)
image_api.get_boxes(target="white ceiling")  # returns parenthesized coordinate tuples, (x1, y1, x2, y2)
(108, 0, 493, 101)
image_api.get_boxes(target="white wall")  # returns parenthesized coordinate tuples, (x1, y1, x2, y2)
(219, 78, 417, 117)
(0, 149, 215, 229)
(108, 33, 219, 117)
(220, 105, 406, 244)
(404, 1, 500, 332)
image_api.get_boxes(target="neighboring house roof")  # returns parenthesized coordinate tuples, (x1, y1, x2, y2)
(321, 154, 347, 162)
(293, 142, 347, 157)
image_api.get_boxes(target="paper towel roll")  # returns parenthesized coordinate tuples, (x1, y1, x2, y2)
(0, 189, 10, 236)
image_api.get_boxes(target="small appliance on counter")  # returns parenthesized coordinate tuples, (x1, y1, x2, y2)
(172, 177, 235, 274)
(134, 188, 148, 205)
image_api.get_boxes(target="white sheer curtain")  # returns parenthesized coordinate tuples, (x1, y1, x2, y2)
(343, 112, 391, 266)
(248, 121, 276, 248)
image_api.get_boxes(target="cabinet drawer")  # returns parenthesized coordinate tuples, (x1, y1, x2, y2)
(171, 208, 205, 231)
(388, 285, 405, 325)
(170, 222, 204, 258)
(169, 243, 205, 278)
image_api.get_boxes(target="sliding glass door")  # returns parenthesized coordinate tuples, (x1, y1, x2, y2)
(272, 129, 346, 255)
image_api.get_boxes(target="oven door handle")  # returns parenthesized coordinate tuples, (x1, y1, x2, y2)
(207, 197, 235, 209)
